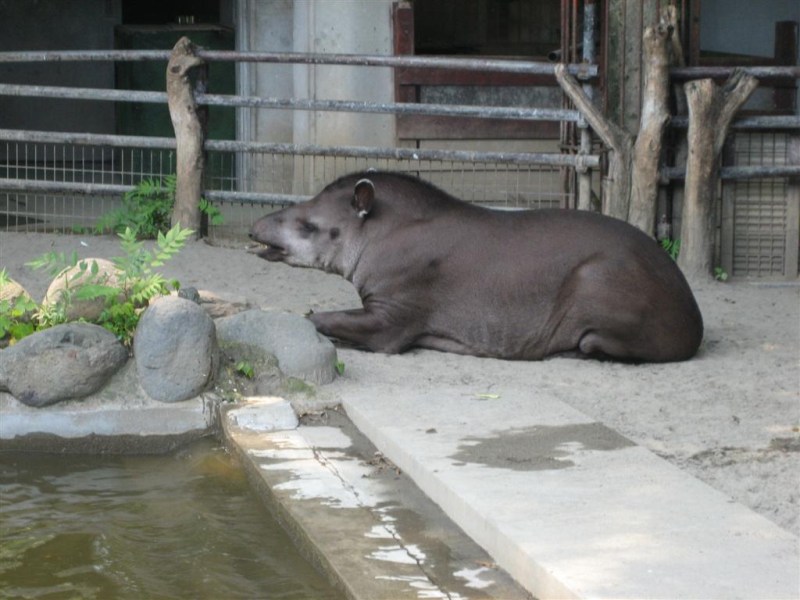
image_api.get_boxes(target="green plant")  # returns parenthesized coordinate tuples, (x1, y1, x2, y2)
(27, 224, 194, 345)
(334, 360, 346, 376)
(235, 361, 255, 379)
(661, 238, 681, 261)
(661, 238, 729, 281)
(97, 175, 222, 239)
(97, 176, 175, 238)
(0, 269, 39, 344)
(199, 198, 225, 226)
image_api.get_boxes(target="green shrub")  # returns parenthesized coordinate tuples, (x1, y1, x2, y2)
(23, 224, 194, 346)
(97, 176, 223, 239)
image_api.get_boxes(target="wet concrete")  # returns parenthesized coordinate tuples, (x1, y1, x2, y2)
(220, 400, 532, 600)
(343, 386, 800, 600)
(452, 423, 635, 471)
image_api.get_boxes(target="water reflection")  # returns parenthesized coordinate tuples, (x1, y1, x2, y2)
(0, 439, 343, 599)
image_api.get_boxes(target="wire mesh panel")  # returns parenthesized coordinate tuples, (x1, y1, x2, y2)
(203, 146, 571, 243)
(730, 133, 791, 277)
(1, 141, 176, 233)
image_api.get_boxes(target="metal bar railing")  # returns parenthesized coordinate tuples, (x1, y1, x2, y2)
(0, 129, 600, 169)
(0, 50, 598, 79)
(662, 165, 800, 181)
(0, 84, 582, 123)
(670, 115, 800, 130)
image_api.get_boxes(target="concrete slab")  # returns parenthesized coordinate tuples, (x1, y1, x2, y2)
(342, 387, 800, 600)
(220, 405, 533, 600)
(225, 396, 300, 431)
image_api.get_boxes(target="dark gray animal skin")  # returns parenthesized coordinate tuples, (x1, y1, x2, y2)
(250, 171, 703, 362)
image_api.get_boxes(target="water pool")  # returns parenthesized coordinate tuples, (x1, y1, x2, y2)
(0, 439, 344, 599)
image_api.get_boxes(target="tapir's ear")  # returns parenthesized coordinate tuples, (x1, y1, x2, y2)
(352, 178, 375, 218)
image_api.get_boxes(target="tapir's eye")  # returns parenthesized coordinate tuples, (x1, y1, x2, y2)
(298, 220, 319, 235)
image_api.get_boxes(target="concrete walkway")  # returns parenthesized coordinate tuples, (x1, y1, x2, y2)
(342, 387, 800, 600)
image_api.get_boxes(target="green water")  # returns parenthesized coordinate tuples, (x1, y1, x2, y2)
(0, 440, 344, 600)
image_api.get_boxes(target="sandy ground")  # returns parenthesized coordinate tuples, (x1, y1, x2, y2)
(2, 232, 799, 538)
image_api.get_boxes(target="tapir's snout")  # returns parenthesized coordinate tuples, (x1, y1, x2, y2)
(249, 215, 290, 262)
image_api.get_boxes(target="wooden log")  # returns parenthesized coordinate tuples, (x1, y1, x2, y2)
(678, 71, 758, 281)
(166, 37, 207, 236)
(629, 10, 673, 236)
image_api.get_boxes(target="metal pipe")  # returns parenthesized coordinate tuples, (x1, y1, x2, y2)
(0, 129, 177, 149)
(670, 65, 800, 79)
(577, 0, 597, 211)
(198, 92, 583, 122)
(0, 49, 598, 79)
(662, 165, 800, 181)
(670, 115, 800, 130)
(0, 129, 601, 168)
(0, 179, 132, 195)
(203, 190, 308, 206)
(0, 84, 583, 123)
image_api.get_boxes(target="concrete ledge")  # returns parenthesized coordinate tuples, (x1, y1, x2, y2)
(220, 402, 531, 600)
(0, 362, 216, 454)
(342, 387, 800, 600)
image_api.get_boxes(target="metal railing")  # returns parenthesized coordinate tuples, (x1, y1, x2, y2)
(0, 47, 602, 237)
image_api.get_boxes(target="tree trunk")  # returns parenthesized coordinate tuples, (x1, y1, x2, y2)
(166, 37, 207, 236)
(678, 71, 758, 281)
(628, 14, 673, 235)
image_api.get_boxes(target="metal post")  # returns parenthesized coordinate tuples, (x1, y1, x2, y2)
(786, 135, 800, 279)
(577, 0, 597, 211)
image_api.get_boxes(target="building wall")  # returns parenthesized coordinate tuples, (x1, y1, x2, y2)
(0, 0, 122, 134)
(237, 0, 396, 193)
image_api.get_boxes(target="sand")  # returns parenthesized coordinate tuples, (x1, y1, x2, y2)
(2, 231, 798, 538)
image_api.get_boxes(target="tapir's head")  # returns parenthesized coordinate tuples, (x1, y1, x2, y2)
(249, 175, 376, 275)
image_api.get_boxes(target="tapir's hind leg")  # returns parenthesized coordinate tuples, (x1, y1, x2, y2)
(577, 327, 645, 362)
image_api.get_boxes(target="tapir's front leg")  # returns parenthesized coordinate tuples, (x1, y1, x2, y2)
(308, 309, 415, 354)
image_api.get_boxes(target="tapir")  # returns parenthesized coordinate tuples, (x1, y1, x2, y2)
(249, 171, 703, 362)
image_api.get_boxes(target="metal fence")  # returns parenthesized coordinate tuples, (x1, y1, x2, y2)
(1, 47, 798, 278)
(0, 49, 601, 241)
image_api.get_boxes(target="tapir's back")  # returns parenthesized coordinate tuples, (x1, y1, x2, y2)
(418, 205, 704, 361)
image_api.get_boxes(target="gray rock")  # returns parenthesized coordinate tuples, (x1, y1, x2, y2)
(0, 323, 128, 407)
(215, 310, 337, 385)
(134, 296, 219, 403)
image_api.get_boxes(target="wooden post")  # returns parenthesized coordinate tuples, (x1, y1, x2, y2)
(628, 9, 673, 236)
(678, 71, 758, 281)
(166, 37, 207, 236)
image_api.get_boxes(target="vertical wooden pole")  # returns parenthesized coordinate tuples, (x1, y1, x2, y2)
(678, 71, 758, 281)
(628, 9, 673, 235)
(166, 37, 207, 236)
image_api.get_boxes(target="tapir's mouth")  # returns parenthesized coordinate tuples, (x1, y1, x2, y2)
(248, 242, 288, 262)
